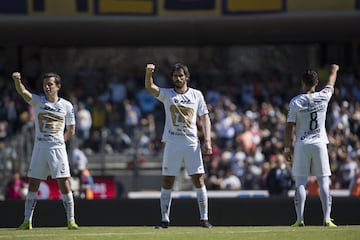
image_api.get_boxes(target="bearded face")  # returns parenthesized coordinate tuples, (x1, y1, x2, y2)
(172, 68, 188, 90)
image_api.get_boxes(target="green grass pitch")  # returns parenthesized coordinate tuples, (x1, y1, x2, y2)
(1, 226, 360, 240)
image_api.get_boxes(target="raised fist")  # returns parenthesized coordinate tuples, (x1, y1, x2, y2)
(146, 64, 155, 73)
(330, 64, 339, 72)
(12, 72, 21, 81)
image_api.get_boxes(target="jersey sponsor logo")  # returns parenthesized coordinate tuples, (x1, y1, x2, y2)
(299, 103, 326, 113)
(300, 128, 320, 140)
(173, 96, 192, 104)
(174, 99, 191, 104)
(40, 105, 63, 113)
(168, 129, 196, 138)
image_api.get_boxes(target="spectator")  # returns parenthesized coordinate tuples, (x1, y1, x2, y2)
(220, 168, 242, 190)
(306, 176, 320, 197)
(108, 74, 127, 105)
(266, 154, 293, 196)
(71, 142, 94, 200)
(5, 170, 27, 200)
(123, 98, 141, 139)
(349, 166, 360, 197)
(75, 102, 92, 141)
(80, 169, 94, 200)
(71, 144, 89, 176)
(91, 99, 107, 131)
(338, 157, 358, 189)
(258, 162, 271, 190)
(241, 158, 261, 190)
(136, 88, 159, 117)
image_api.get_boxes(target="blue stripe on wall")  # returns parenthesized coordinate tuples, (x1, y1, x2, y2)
(164, 0, 215, 10)
(33, 0, 45, 11)
(356, 0, 360, 9)
(76, 0, 88, 12)
(0, 0, 27, 14)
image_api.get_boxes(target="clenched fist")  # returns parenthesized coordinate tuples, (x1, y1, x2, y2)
(330, 64, 339, 72)
(12, 72, 21, 81)
(146, 64, 155, 73)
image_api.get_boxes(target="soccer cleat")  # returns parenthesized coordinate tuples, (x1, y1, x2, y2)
(323, 219, 337, 227)
(17, 220, 32, 230)
(291, 220, 305, 227)
(155, 221, 169, 229)
(200, 220, 213, 228)
(67, 220, 79, 230)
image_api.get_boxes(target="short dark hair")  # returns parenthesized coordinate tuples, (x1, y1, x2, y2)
(302, 69, 318, 87)
(43, 72, 61, 85)
(170, 63, 190, 82)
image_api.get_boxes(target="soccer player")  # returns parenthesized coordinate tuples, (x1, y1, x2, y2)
(12, 72, 79, 230)
(145, 63, 213, 228)
(284, 64, 339, 227)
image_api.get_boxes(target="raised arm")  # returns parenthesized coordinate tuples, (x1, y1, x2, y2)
(12, 72, 32, 102)
(326, 64, 339, 87)
(145, 63, 160, 97)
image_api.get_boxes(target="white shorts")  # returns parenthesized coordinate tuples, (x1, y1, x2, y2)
(292, 142, 331, 177)
(162, 142, 205, 176)
(28, 147, 71, 180)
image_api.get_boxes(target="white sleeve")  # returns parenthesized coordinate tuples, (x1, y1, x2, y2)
(65, 101, 76, 125)
(287, 100, 296, 123)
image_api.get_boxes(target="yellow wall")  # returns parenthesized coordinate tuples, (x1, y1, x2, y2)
(226, 0, 283, 12)
(98, 0, 154, 14)
(28, 0, 93, 16)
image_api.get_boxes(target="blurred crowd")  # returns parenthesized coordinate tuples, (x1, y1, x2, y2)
(1, 48, 360, 198)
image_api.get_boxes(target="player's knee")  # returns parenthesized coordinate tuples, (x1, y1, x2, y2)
(162, 177, 175, 189)
(191, 174, 204, 188)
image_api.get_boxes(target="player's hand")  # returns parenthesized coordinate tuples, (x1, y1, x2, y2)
(330, 64, 339, 72)
(284, 151, 292, 163)
(202, 141, 212, 155)
(145, 64, 155, 73)
(12, 72, 21, 81)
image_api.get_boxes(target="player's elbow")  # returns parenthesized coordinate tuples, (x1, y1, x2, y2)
(145, 85, 159, 97)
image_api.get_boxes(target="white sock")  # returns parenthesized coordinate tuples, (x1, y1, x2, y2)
(62, 192, 75, 222)
(160, 188, 172, 222)
(294, 177, 307, 221)
(24, 191, 37, 222)
(317, 176, 332, 221)
(196, 186, 208, 221)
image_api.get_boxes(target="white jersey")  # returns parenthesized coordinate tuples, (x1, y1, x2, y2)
(28, 94, 75, 149)
(287, 85, 334, 144)
(157, 87, 208, 145)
